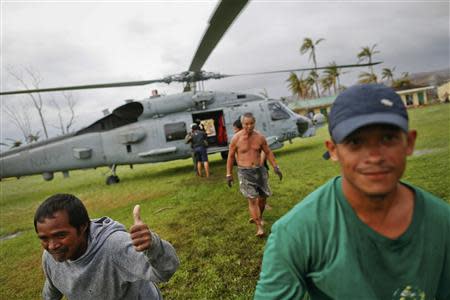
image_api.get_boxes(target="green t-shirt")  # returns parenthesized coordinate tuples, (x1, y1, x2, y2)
(254, 177, 450, 300)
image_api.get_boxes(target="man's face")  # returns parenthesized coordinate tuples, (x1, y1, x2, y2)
(326, 124, 416, 198)
(242, 117, 255, 134)
(36, 210, 88, 262)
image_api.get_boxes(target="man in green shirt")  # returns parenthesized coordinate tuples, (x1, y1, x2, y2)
(254, 84, 450, 299)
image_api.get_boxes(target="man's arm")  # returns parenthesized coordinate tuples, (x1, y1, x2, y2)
(112, 231, 180, 283)
(254, 223, 308, 299)
(142, 232, 180, 282)
(261, 138, 277, 168)
(42, 278, 63, 300)
(261, 138, 282, 180)
(113, 206, 179, 283)
(260, 151, 267, 166)
(226, 136, 238, 186)
(184, 132, 192, 144)
(133, 205, 179, 282)
(42, 254, 63, 300)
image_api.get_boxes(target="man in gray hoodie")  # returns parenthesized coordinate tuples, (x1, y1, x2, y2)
(34, 194, 180, 300)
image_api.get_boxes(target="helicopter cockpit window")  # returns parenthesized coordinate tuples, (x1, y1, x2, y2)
(268, 102, 290, 120)
(164, 122, 187, 142)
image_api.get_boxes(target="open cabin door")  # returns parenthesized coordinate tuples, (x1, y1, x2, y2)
(192, 110, 228, 153)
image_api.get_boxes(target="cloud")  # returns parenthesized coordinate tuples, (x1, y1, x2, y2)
(1, 1, 449, 142)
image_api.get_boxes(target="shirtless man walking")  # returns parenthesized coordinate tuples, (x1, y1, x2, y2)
(226, 112, 282, 237)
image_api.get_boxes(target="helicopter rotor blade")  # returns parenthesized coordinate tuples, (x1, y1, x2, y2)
(0, 78, 169, 96)
(188, 0, 249, 72)
(222, 61, 383, 78)
(1, 61, 383, 96)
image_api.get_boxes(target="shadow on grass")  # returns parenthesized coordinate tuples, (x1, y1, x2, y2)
(124, 157, 228, 182)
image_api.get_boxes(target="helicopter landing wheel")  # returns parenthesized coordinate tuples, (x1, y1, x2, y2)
(106, 175, 120, 185)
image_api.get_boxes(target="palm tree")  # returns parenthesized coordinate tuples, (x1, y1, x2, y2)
(300, 37, 325, 97)
(286, 72, 312, 99)
(287, 73, 302, 99)
(287, 73, 300, 98)
(323, 62, 342, 94)
(307, 70, 320, 97)
(320, 77, 333, 96)
(381, 67, 396, 86)
(392, 72, 412, 89)
(358, 71, 378, 84)
(357, 44, 380, 79)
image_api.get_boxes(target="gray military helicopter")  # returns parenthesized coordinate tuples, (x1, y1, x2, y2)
(0, 0, 379, 185)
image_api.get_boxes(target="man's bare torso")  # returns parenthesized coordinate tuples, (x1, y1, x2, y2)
(233, 130, 266, 168)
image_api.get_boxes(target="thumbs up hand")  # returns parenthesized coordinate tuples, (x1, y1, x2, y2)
(130, 205, 152, 252)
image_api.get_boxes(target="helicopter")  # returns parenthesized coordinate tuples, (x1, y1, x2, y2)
(0, 0, 380, 185)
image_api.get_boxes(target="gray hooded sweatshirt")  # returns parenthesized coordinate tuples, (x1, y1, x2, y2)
(42, 217, 179, 300)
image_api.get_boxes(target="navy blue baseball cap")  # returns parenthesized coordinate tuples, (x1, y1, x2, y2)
(328, 84, 409, 143)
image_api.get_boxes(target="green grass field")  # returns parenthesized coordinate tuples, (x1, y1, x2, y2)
(1, 104, 449, 299)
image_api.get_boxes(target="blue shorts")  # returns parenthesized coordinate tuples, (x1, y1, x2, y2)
(194, 146, 208, 162)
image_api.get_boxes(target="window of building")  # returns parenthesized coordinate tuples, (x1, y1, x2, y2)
(164, 122, 187, 141)
(405, 94, 414, 106)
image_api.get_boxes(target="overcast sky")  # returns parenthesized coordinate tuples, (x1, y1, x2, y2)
(1, 0, 449, 143)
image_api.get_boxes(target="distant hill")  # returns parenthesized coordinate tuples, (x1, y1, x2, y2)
(407, 68, 450, 87)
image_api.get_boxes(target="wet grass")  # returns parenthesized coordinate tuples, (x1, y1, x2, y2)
(0, 104, 448, 299)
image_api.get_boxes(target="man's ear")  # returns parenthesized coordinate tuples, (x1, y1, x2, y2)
(79, 223, 89, 235)
(406, 130, 417, 156)
(325, 140, 339, 161)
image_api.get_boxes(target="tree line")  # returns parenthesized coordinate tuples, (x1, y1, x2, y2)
(287, 38, 412, 100)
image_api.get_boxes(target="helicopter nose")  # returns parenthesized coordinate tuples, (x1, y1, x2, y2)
(296, 118, 311, 137)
